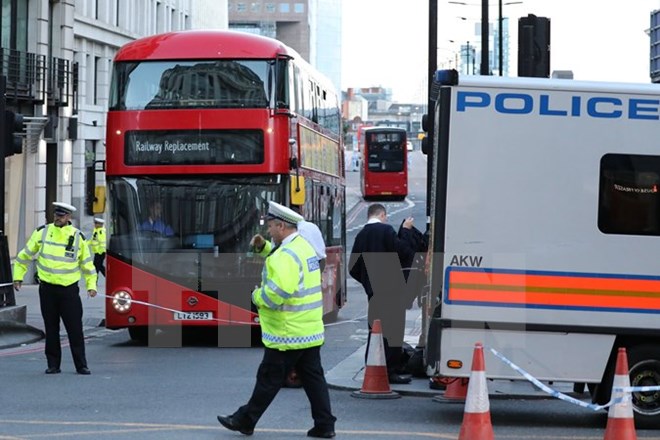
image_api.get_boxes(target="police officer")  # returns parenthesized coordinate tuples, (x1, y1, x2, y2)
(217, 201, 336, 438)
(91, 217, 106, 277)
(13, 202, 98, 375)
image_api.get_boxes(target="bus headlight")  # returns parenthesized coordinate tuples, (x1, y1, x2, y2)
(112, 290, 133, 313)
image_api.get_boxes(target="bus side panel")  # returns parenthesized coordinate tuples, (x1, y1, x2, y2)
(323, 246, 345, 315)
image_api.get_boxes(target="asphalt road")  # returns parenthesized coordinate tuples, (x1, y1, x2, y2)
(2, 151, 660, 439)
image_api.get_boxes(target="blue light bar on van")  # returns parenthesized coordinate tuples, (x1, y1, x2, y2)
(434, 69, 459, 86)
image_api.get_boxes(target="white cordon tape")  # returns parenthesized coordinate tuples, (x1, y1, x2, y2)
(488, 347, 652, 411)
(100, 293, 365, 327)
(617, 385, 660, 393)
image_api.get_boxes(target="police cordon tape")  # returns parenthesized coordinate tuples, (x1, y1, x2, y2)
(488, 347, 660, 410)
(98, 293, 366, 328)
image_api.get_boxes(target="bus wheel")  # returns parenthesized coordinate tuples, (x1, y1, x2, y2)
(628, 345, 660, 428)
(128, 326, 148, 342)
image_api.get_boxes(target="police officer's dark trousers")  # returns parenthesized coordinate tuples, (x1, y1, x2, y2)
(93, 252, 106, 277)
(39, 281, 87, 370)
(234, 346, 336, 431)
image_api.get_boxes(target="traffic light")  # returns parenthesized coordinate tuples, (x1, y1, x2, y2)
(518, 14, 551, 78)
(4, 110, 24, 157)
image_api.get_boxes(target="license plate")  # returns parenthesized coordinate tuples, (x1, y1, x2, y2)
(173, 311, 213, 321)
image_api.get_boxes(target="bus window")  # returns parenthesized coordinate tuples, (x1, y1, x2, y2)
(367, 132, 405, 172)
(111, 60, 270, 111)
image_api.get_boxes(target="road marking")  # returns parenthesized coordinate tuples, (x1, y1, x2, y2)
(0, 421, 454, 438)
(2, 420, 659, 439)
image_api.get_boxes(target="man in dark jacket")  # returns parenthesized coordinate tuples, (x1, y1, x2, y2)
(349, 203, 416, 384)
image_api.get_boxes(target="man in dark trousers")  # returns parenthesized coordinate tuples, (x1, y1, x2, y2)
(349, 203, 416, 384)
(13, 202, 98, 375)
(217, 201, 336, 438)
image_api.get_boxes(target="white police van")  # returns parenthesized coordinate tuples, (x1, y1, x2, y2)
(424, 70, 660, 427)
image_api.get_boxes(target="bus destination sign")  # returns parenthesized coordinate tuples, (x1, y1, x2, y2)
(125, 129, 264, 166)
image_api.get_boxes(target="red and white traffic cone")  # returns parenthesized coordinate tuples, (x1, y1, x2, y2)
(603, 347, 637, 440)
(458, 343, 494, 440)
(351, 319, 400, 399)
(444, 377, 469, 400)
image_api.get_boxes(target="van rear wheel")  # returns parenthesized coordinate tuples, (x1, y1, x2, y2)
(628, 345, 660, 428)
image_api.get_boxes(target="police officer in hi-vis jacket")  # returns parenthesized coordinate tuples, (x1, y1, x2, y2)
(217, 201, 336, 439)
(13, 202, 98, 375)
(91, 217, 106, 277)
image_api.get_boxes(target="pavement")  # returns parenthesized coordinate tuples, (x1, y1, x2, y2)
(0, 153, 575, 400)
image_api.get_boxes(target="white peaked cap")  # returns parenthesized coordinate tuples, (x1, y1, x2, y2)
(94, 218, 105, 224)
(267, 201, 303, 225)
(53, 202, 76, 214)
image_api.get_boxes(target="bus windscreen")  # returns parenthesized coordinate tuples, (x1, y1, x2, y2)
(109, 60, 271, 111)
(367, 132, 405, 172)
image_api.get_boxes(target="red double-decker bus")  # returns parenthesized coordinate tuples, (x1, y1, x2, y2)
(104, 30, 346, 342)
(360, 126, 408, 200)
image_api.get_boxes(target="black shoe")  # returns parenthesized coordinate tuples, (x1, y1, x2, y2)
(217, 415, 254, 436)
(388, 373, 412, 384)
(45, 367, 61, 374)
(307, 427, 336, 438)
(77, 367, 91, 375)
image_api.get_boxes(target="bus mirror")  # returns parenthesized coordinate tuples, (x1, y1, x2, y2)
(290, 176, 305, 205)
(93, 186, 106, 214)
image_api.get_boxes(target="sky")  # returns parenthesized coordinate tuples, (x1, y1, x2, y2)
(341, 0, 660, 103)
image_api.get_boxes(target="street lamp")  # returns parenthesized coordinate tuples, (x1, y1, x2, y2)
(448, 0, 523, 76)
(498, 1, 522, 76)
(449, 39, 474, 75)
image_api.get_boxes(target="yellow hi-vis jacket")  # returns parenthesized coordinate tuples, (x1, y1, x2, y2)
(91, 226, 106, 255)
(252, 234, 324, 350)
(13, 223, 98, 291)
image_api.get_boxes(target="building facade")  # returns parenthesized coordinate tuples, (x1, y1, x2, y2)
(651, 9, 660, 83)
(227, 0, 341, 92)
(459, 19, 510, 76)
(3, 0, 227, 259)
(342, 87, 426, 151)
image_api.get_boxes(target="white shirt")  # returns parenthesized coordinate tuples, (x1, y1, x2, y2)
(297, 220, 327, 260)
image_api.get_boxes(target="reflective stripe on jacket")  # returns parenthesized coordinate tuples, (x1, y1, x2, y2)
(252, 234, 324, 350)
(13, 223, 98, 291)
(91, 226, 106, 254)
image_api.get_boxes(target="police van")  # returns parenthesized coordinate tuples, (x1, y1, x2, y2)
(424, 70, 660, 426)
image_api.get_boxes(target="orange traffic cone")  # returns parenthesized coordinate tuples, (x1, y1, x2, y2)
(444, 377, 469, 400)
(458, 343, 494, 440)
(603, 347, 637, 440)
(432, 377, 469, 403)
(351, 319, 400, 399)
